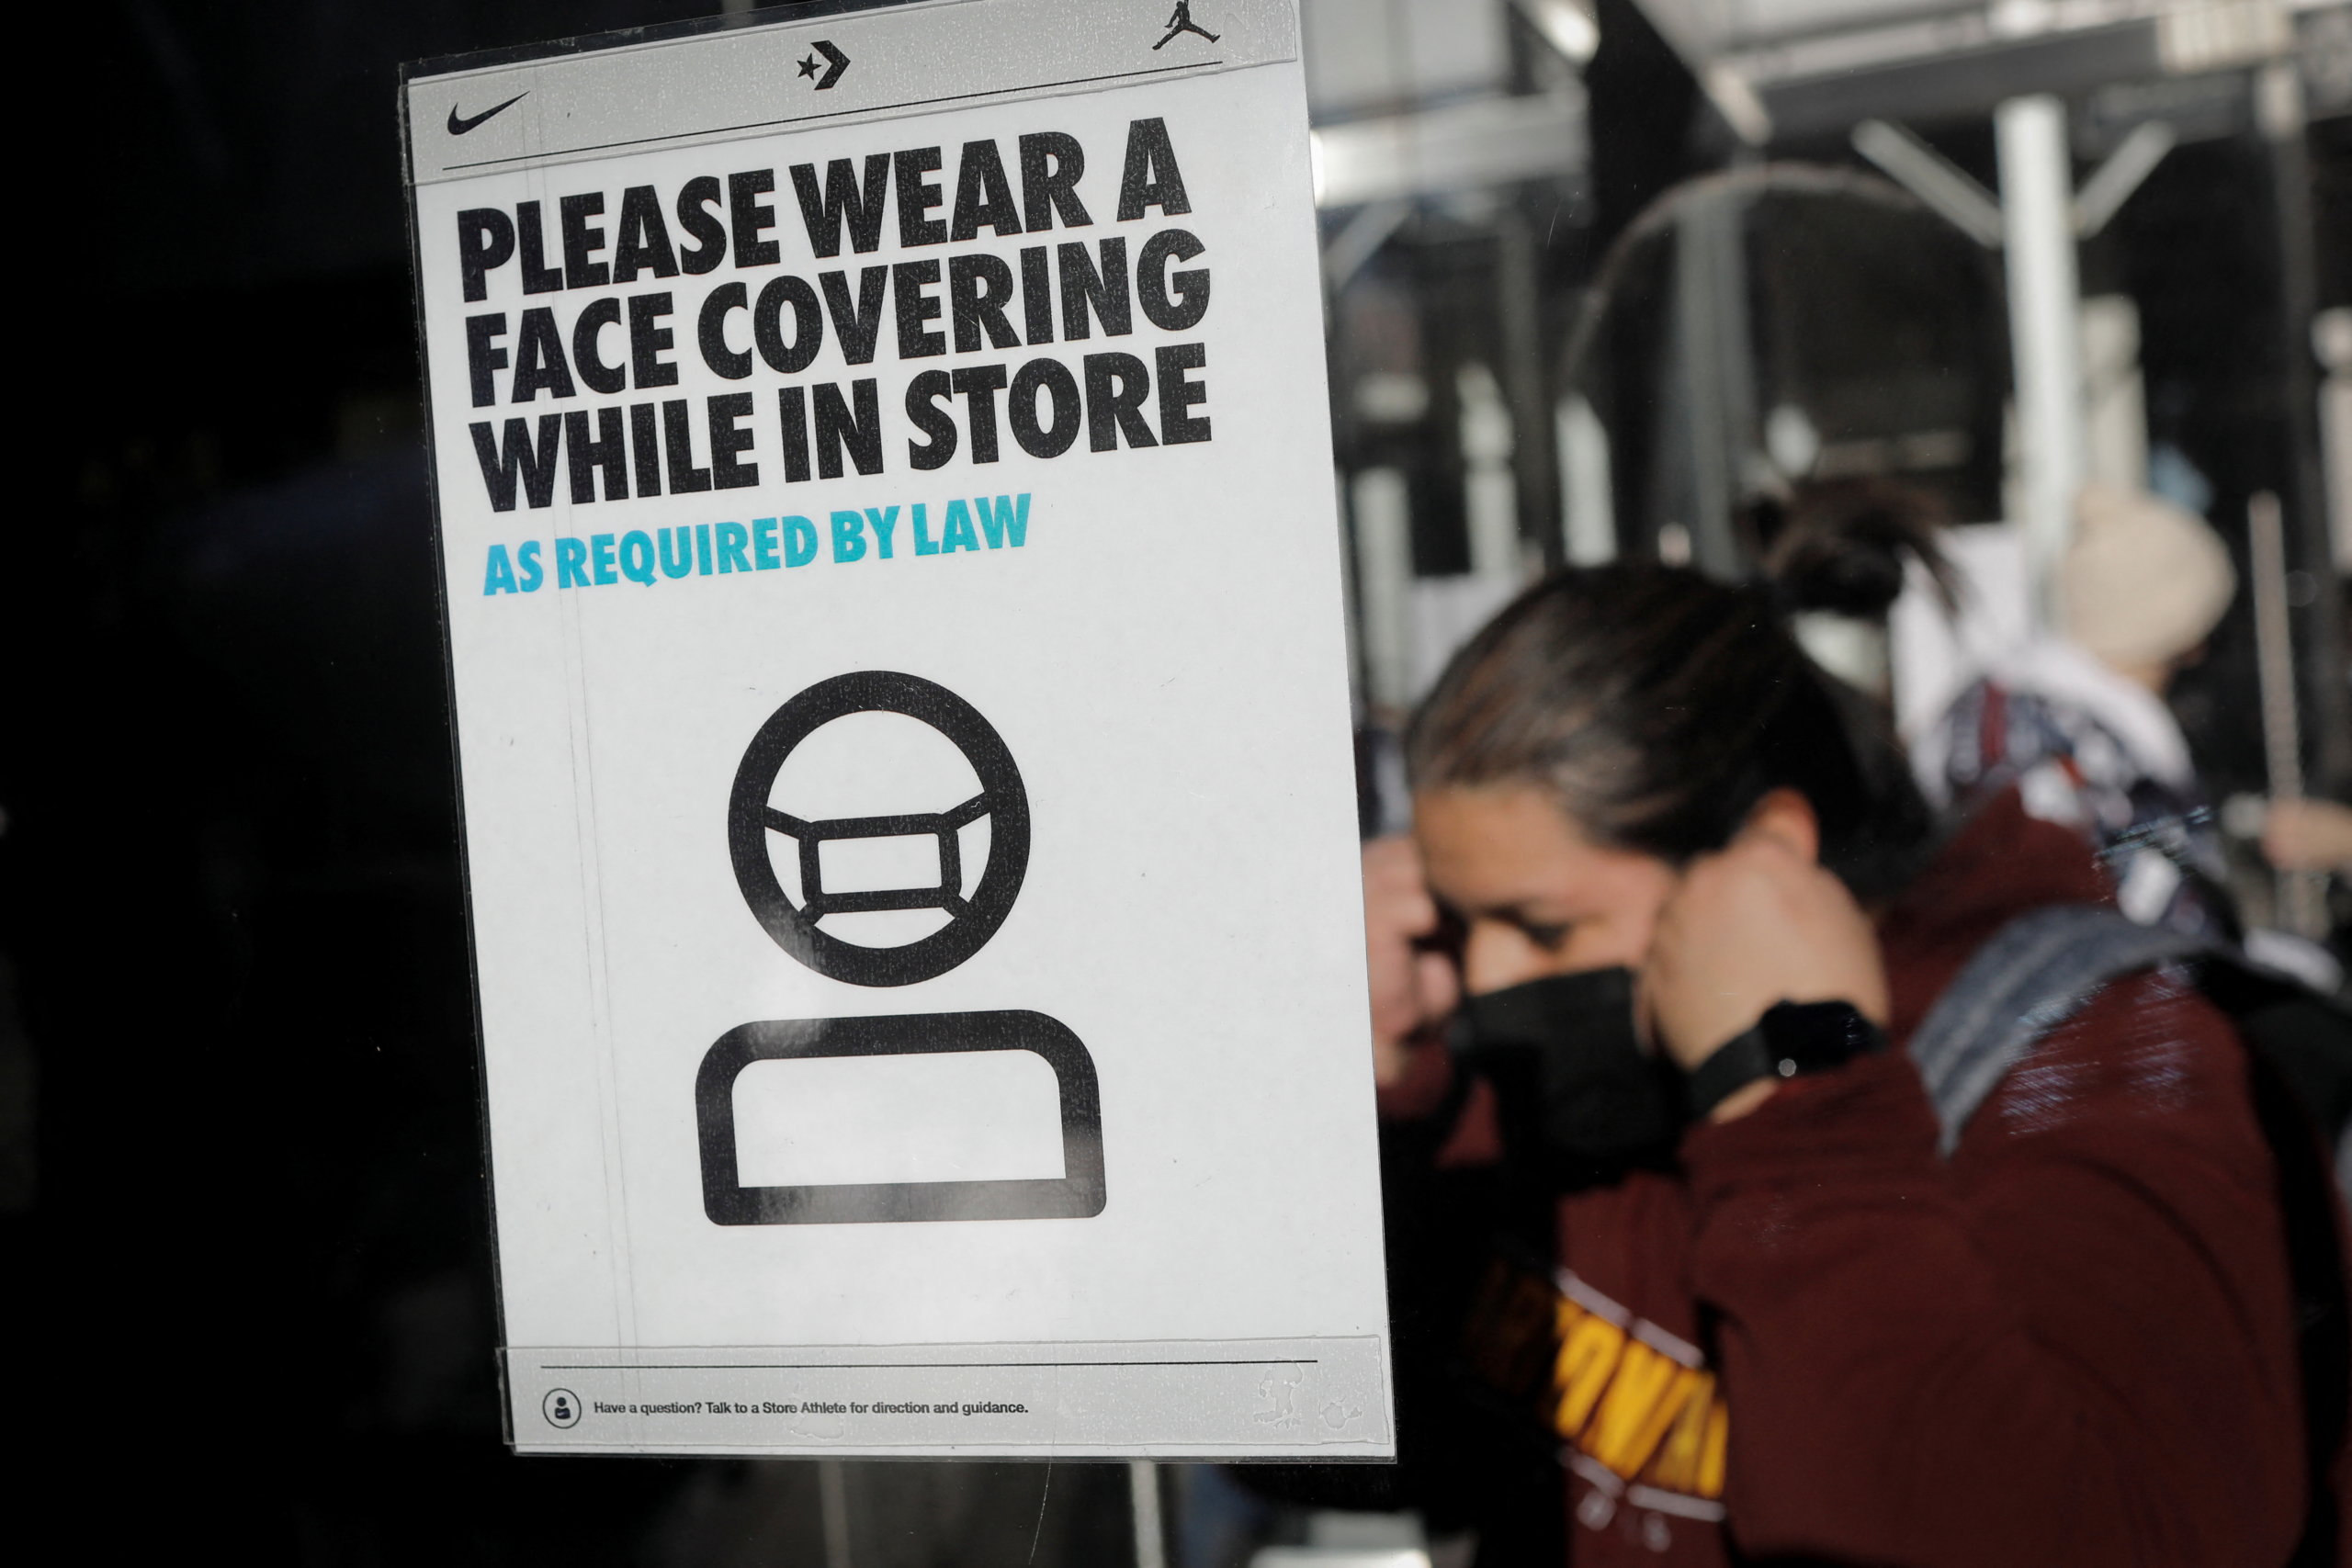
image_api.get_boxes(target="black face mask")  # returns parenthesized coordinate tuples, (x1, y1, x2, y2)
(1450, 966, 1686, 1184)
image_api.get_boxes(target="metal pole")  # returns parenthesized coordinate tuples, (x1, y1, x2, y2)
(1996, 96, 2086, 629)
(819, 1458, 854, 1568)
(1673, 190, 1753, 578)
(1850, 119, 2006, 248)
(2256, 60, 2352, 796)
(1351, 468, 1416, 713)
(1558, 393, 1617, 565)
(2323, 308, 2352, 574)
(1459, 363, 1521, 581)
(2251, 491, 2329, 936)
(1496, 210, 1563, 571)
(1128, 1460, 1167, 1568)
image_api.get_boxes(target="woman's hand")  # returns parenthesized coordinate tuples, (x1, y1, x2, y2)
(1643, 823, 1888, 1079)
(1363, 836, 1461, 1088)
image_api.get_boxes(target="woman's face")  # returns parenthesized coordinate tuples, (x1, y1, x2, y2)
(1413, 784, 1682, 997)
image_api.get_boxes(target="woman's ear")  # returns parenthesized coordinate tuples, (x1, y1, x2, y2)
(1740, 787, 1821, 863)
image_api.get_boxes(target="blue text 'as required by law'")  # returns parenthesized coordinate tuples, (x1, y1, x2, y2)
(481, 494, 1031, 595)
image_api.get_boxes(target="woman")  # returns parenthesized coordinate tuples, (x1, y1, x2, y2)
(1914, 482, 2243, 941)
(1364, 563, 2307, 1565)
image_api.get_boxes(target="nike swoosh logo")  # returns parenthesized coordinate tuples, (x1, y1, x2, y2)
(447, 92, 527, 136)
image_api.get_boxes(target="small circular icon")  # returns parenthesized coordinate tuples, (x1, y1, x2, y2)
(729, 671, 1030, 987)
(543, 1388, 582, 1428)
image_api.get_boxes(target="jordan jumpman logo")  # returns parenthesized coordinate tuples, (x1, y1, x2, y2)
(1155, 2, 1220, 48)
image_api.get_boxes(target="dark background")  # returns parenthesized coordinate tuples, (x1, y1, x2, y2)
(10, 5, 1122, 1562)
(6, 3, 2349, 1563)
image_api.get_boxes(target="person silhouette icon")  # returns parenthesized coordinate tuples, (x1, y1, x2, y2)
(543, 1387, 582, 1427)
(1154, 2, 1219, 49)
(700, 671, 1107, 1229)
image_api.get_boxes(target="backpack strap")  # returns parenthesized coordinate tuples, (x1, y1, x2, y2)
(1906, 902, 2348, 1564)
(1906, 904, 2208, 1155)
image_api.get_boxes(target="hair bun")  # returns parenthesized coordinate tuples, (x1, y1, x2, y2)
(1754, 478, 1954, 620)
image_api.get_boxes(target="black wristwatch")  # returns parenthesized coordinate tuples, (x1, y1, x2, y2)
(1682, 999, 1887, 1121)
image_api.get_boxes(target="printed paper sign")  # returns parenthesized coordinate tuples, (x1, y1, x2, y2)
(401, 0, 1391, 1457)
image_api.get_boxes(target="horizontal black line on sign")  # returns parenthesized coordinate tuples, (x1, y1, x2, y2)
(537, 1358, 1317, 1371)
(439, 60, 1225, 174)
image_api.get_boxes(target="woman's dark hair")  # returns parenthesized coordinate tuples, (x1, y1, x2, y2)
(1404, 563, 1934, 898)
(1749, 477, 1958, 619)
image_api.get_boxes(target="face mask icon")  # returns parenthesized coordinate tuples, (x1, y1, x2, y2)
(698, 671, 1105, 1225)
(725, 670, 1029, 987)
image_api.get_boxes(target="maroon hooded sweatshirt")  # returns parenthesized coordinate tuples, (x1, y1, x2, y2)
(1413, 788, 2308, 1565)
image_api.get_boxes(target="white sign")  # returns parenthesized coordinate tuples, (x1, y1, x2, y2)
(402, 0, 1392, 1458)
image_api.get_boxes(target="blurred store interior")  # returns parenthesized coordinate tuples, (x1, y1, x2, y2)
(6, 0, 2351, 1563)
